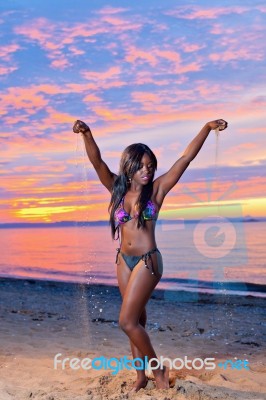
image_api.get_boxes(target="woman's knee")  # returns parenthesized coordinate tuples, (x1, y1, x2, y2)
(119, 307, 146, 332)
(119, 314, 137, 333)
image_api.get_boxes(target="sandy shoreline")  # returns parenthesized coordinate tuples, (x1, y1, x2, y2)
(0, 277, 265, 399)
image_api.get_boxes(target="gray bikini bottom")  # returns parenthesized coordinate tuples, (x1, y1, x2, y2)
(115, 247, 163, 276)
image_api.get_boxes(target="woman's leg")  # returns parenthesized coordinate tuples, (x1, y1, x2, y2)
(116, 255, 148, 391)
(118, 253, 169, 389)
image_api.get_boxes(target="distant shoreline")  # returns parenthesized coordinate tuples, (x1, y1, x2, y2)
(0, 275, 265, 303)
(0, 218, 264, 229)
(0, 275, 265, 298)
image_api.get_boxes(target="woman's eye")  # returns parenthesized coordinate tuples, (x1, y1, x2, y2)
(139, 164, 153, 170)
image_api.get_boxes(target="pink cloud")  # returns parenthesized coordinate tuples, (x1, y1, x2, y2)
(0, 66, 17, 75)
(124, 45, 202, 75)
(81, 66, 121, 81)
(0, 82, 99, 127)
(3, 115, 30, 124)
(154, 49, 181, 63)
(102, 150, 124, 159)
(181, 43, 205, 53)
(194, 80, 242, 97)
(0, 43, 20, 61)
(225, 177, 266, 200)
(81, 66, 127, 92)
(50, 58, 71, 70)
(133, 70, 177, 86)
(166, 6, 249, 20)
(13, 162, 67, 173)
(100, 14, 142, 32)
(101, 15, 134, 27)
(14, 17, 51, 41)
(14, 18, 70, 70)
(175, 62, 202, 74)
(163, 177, 266, 207)
(239, 127, 266, 135)
(1, 79, 265, 157)
(225, 142, 258, 155)
(15, 13, 143, 72)
(210, 24, 236, 35)
(37, 84, 66, 95)
(125, 46, 158, 67)
(96, 6, 128, 15)
(207, 24, 266, 69)
(1, 87, 48, 112)
(83, 94, 102, 102)
(131, 87, 194, 111)
(88, 103, 221, 137)
(209, 48, 264, 63)
(69, 46, 85, 56)
(255, 6, 266, 13)
(41, 107, 76, 124)
(92, 106, 135, 122)
(60, 25, 105, 41)
(65, 82, 97, 93)
(165, 142, 182, 152)
(131, 92, 161, 103)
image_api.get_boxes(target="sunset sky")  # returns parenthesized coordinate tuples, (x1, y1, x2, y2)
(1, 0, 266, 223)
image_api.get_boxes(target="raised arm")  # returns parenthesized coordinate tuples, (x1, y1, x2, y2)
(154, 119, 228, 203)
(73, 120, 117, 193)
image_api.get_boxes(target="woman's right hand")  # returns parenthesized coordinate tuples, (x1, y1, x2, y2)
(73, 120, 91, 134)
(207, 119, 228, 131)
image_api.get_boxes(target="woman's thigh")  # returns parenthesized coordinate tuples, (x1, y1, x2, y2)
(117, 254, 149, 325)
(116, 252, 132, 298)
(119, 259, 162, 324)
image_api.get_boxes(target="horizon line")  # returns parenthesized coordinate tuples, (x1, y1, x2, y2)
(0, 216, 264, 229)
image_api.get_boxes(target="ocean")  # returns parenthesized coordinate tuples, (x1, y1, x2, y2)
(0, 221, 265, 297)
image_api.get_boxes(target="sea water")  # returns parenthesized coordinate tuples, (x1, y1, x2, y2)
(0, 222, 265, 297)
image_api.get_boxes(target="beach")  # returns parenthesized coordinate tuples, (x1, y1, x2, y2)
(0, 277, 265, 399)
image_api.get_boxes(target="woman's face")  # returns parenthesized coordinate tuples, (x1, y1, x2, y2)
(132, 153, 154, 185)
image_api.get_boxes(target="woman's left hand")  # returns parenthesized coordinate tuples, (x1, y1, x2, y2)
(207, 119, 228, 131)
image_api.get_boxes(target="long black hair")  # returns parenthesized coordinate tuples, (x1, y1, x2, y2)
(108, 143, 157, 239)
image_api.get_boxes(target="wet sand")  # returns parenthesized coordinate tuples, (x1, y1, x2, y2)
(0, 277, 265, 399)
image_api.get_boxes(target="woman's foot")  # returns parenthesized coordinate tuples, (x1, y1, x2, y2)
(154, 365, 169, 389)
(128, 376, 148, 393)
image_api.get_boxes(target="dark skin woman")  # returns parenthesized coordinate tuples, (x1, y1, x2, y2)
(73, 118, 228, 392)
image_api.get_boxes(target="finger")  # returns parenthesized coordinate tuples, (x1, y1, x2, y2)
(216, 119, 228, 131)
(73, 120, 81, 133)
(219, 122, 228, 131)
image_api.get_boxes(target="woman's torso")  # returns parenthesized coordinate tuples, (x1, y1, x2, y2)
(114, 188, 161, 255)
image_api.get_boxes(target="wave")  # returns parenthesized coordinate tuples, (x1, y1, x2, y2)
(0, 264, 265, 298)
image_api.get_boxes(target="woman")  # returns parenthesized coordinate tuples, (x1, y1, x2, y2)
(73, 118, 228, 392)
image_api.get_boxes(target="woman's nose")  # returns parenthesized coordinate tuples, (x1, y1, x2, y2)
(142, 166, 149, 173)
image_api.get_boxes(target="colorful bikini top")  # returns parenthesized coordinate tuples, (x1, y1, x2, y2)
(114, 196, 157, 228)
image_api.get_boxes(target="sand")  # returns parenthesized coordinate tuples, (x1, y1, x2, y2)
(0, 277, 265, 399)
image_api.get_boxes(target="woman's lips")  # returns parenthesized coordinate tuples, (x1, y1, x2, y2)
(141, 175, 150, 180)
